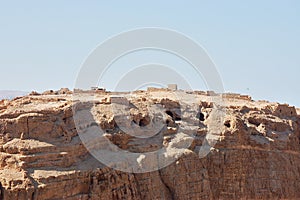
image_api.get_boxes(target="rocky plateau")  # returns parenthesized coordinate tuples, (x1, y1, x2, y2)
(0, 88, 299, 200)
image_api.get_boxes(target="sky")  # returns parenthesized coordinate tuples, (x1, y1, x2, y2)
(0, 1, 299, 106)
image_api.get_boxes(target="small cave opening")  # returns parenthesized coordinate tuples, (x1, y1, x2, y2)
(166, 110, 174, 118)
(199, 113, 205, 121)
(224, 121, 231, 128)
(133, 116, 150, 127)
(166, 119, 171, 126)
(197, 112, 205, 121)
(248, 118, 261, 127)
(165, 110, 181, 121)
(174, 116, 182, 121)
(139, 118, 149, 127)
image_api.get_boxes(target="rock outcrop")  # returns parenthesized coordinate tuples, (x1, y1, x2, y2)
(0, 89, 299, 199)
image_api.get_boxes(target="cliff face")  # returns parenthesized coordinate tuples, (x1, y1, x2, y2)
(0, 90, 299, 200)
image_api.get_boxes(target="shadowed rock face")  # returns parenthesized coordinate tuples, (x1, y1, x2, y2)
(0, 90, 299, 200)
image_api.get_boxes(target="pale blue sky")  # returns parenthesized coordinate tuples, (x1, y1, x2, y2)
(0, 1, 299, 106)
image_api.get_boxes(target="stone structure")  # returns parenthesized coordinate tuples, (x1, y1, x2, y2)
(167, 84, 177, 90)
(0, 89, 299, 199)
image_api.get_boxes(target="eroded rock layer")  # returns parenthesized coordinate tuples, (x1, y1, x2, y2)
(0, 89, 299, 200)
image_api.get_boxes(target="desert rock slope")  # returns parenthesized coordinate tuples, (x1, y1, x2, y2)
(0, 89, 299, 200)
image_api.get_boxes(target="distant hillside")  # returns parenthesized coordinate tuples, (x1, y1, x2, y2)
(0, 90, 28, 100)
